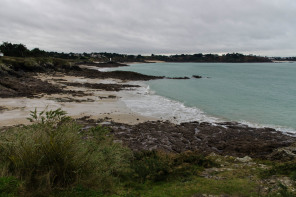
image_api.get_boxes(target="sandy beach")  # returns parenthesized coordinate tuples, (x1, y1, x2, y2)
(1, 1, 296, 194)
(0, 71, 156, 127)
(1, 62, 295, 159)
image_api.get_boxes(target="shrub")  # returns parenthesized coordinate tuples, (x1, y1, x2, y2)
(0, 176, 20, 196)
(0, 108, 131, 195)
(1, 57, 44, 72)
(0, 63, 14, 75)
(260, 161, 296, 179)
(171, 151, 218, 177)
(277, 183, 295, 197)
(131, 151, 172, 183)
(0, 56, 78, 74)
(130, 150, 217, 183)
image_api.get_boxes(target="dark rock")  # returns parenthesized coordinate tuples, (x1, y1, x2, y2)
(0, 74, 64, 98)
(62, 82, 139, 91)
(76, 61, 129, 68)
(77, 118, 295, 159)
(67, 69, 164, 81)
(166, 77, 190, 79)
(268, 143, 296, 161)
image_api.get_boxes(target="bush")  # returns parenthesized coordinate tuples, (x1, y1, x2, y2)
(172, 151, 218, 177)
(0, 108, 131, 195)
(130, 150, 217, 183)
(0, 63, 14, 75)
(277, 183, 295, 197)
(260, 161, 296, 180)
(0, 56, 78, 74)
(1, 57, 44, 72)
(0, 176, 20, 196)
(131, 151, 172, 183)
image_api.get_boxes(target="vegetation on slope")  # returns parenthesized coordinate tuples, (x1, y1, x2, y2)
(0, 109, 295, 196)
(0, 56, 80, 75)
(0, 108, 131, 196)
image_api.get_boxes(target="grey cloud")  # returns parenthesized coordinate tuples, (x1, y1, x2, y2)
(0, 0, 295, 56)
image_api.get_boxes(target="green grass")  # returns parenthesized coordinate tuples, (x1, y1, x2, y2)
(127, 177, 258, 197)
(129, 151, 217, 184)
(0, 108, 295, 196)
(0, 176, 20, 196)
(260, 161, 296, 180)
(0, 108, 131, 196)
(53, 176, 259, 197)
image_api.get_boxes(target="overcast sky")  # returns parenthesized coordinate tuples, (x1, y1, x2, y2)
(0, 0, 295, 56)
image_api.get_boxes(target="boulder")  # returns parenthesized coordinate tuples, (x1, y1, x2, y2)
(235, 156, 252, 163)
(192, 75, 202, 78)
(268, 143, 296, 161)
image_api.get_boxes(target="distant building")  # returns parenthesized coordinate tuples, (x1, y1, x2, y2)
(0, 52, 3, 57)
(90, 53, 101, 58)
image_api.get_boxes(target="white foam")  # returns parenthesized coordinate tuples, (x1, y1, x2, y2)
(97, 68, 111, 72)
(238, 120, 296, 135)
(119, 82, 220, 124)
(119, 82, 296, 134)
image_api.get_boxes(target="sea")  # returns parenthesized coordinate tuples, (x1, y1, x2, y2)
(108, 62, 296, 134)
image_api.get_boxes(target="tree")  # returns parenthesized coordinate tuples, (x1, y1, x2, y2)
(30, 48, 47, 57)
(0, 42, 30, 57)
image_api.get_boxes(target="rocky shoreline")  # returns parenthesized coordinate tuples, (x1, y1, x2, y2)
(76, 117, 296, 160)
(0, 61, 163, 98)
(1, 61, 296, 161)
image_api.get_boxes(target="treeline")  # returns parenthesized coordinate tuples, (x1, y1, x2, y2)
(89, 53, 272, 63)
(0, 42, 273, 62)
(148, 53, 271, 63)
(272, 57, 296, 61)
(0, 42, 81, 59)
(0, 42, 144, 61)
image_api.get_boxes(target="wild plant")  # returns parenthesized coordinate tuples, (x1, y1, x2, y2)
(27, 107, 70, 125)
(0, 108, 131, 195)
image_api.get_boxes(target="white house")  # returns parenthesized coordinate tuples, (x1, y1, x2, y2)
(0, 52, 3, 57)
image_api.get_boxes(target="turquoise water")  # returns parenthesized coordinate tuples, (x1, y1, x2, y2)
(113, 62, 296, 132)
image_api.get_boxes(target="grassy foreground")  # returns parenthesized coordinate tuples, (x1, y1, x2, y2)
(0, 109, 295, 196)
